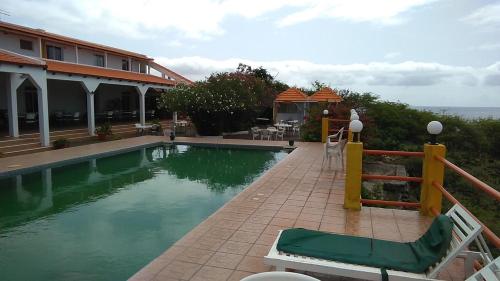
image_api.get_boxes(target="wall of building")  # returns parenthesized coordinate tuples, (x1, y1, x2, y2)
(94, 83, 139, 113)
(0, 32, 41, 57)
(47, 80, 86, 114)
(77, 48, 105, 67)
(44, 40, 77, 63)
(107, 54, 126, 70)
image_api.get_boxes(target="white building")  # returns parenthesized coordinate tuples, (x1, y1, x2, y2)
(0, 21, 191, 146)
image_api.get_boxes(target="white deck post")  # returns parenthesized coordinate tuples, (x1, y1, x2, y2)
(136, 86, 148, 126)
(36, 78, 50, 146)
(81, 80, 100, 136)
(86, 92, 95, 135)
(7, 73, 24, 137)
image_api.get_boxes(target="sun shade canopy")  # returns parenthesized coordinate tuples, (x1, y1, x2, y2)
(310, 87, 342, 102)
(275, 88, 309, 102)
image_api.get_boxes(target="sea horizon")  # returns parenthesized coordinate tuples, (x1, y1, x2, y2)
(410, 106, 500, 120)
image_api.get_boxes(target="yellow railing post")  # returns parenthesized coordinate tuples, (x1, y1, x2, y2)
(344, 141, 363, 210)
(420, 143, 446, 216)
(347, 129, 353, 142)
(321, 117, 329, 143)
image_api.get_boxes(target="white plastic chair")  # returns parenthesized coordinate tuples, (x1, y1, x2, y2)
(322, 127, 345, 169)
(276, 128, 285, 140)
(241, 271, 320, 281)
(466, 256, 500, 281)
(250, 127, 260, 140)
(261, 129, 271, 141)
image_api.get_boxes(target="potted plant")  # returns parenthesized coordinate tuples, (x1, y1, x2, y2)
(53, 138, 70, 149)
(96, 123, 112, 141)
(170, 131, 175, 141)
(288, 139, 295, 146)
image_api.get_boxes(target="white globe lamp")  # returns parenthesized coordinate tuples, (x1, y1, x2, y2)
(323, 109, 329, 116)
(349, 120, 363, 142)
(427, 121, 443, 145)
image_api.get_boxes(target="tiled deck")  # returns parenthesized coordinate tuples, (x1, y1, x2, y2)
(0, 136, 465, 280)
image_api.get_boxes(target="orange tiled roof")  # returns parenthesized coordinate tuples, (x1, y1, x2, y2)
(45, 60, 175, 86)
(275, 88, 309, 102)
(0, 49, 45, 67)
(310, 87, 342, 102)
(0, 21, 151, 61)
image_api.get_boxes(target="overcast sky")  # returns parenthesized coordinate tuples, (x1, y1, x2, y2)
(2, 0, 500, 106)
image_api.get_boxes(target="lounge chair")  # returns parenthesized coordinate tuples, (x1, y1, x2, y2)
(265, 204, 483, 281)
(241, 272, 320, 281)
(466, 256, 499, 281)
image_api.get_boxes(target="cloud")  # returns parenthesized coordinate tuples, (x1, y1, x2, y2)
(4, 0, 438, 40)
(463, 3, 500, 27)
(155, 56, 499, 88)
(276, 0, 437, 27)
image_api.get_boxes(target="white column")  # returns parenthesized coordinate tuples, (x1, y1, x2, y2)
(36, 78, 50, 146)
(128, 58, 132, 72)
(139, 92, 146, 125)
(87, 92, 95, 135)
(104, 52, 108, 68)
(147, 64, 150, 75)
(173, 111, 177, 135)
(81, 80, 100, 136)
(7, 74, 24, 137)
(136, 86, 148, 126)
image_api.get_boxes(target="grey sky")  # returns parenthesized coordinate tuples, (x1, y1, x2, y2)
(2, 0, 499, 106)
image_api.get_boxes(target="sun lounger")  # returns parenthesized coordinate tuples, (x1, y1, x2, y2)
(466, 256, 499, 281)
(265, 205, 482, 281)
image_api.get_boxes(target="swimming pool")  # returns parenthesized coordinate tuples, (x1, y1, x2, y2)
(0, 145, 287, 281)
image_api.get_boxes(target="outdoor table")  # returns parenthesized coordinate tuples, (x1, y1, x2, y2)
(136, 124, 153, 135)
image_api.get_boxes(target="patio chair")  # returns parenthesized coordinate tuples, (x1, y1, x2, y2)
(54, 111, 64, 123)
(322, 127, 345, 169)
(261, 129, 271, 141)
(105, 111, 114, 122)
(241, 272, 320, 281)
(276, 128, 285, 140)
(251, 127, 260, 140)
(25, 112, 37, 125)
(131, 110, 137, 120)
(265, 204, 484, 281)
(72, 112, 81, 123)
(293, 125, 300, 136)
(465, 256, 499, 281)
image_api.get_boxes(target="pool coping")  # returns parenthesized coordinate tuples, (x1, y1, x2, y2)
(0, 137, 296, 178)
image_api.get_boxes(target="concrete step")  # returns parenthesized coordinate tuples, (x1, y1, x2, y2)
(0, 141, 42, 153)
(2, 146, 51, 157)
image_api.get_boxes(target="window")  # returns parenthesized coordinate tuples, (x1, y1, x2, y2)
(46, 45, 63, 61)
(95, 55, 104, 67)
(122, 59, 129, 71)
(20, 39, 33, 51)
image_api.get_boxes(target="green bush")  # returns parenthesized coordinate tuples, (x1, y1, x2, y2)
(53, 138, 69, 149)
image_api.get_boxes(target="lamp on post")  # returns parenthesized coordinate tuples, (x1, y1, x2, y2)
(323, 109, 329, 116)
(427, 121, 443, 145)
(349, 120, 363, 142)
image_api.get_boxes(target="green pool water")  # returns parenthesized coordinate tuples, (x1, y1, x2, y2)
(0, 145, 287, 281)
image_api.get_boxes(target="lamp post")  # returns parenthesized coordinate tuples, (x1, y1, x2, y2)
(349, 120, 363, 142)
(427, 121, 443, 145)
(323, 109, 329, 116)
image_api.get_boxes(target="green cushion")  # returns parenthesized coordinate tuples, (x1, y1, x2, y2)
(277, 215, 453, 273)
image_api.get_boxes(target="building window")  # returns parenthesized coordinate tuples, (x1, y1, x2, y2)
(20, 39, 33, 51)
(46, 45, 63, 61)
(122, 59, 129, 71)
(95, 55, 104, 67)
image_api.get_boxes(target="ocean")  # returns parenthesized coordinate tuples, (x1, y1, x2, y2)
(411, 106, 500, 120)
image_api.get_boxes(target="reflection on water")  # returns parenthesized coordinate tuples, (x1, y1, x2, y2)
(0, 145, 287, 281)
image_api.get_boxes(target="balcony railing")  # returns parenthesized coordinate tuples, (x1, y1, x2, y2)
(321, 112, 500, 251)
